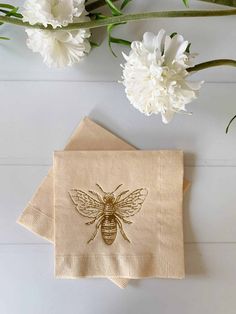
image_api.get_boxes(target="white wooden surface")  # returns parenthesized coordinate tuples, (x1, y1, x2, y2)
(1, 0, 236, 313)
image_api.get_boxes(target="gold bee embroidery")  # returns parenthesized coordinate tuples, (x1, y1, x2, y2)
(69, 184, 148, 245)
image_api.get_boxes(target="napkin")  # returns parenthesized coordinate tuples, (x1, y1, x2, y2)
(18, 117, 189, 288)
(54, 150, 184, 279)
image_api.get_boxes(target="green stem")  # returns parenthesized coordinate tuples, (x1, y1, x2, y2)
(62, 9, 236, 30)
(0, 15, 33, 27)
(1, 9, 236, 30)
(198, 0, 236, 7)
(187, 59, 236, 72)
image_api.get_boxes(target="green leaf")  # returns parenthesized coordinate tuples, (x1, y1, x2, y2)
(89, 12, 107, 20)
(198, 0, 236, 7)
(120, 0, 132, 10)
(226, 114, 236, 133)
(109, 37, 131, 46)
(107, 23, 131, 56)
(108, 37, 117, 57)
(90, 40, 100, 47)
(107, 24, 118, 56)
(182, 0, 189, 7)
(186, 42, 191, 53)
(8, 7, 22, 18)
(0, 8, 22, 18)
(170, 32, 177, 38)
(0, 4, 22, 42)
(0, 3, 15, 9)
(105, 0, 122, 16)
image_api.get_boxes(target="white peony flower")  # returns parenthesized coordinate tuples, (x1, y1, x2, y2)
(23, 0, 91, 68)
(22, 0, 86, 28)
(26, 27, 91, 68)
(121, 29, 203, 123)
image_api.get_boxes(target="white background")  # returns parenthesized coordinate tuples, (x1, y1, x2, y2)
(0, 0, 236, 313)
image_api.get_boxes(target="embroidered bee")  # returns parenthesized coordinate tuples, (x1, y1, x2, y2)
(69, 184, 148, 245)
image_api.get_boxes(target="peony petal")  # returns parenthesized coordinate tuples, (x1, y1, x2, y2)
(164, 34, 185, 65)
(161, 110, 175, 124)
(164, 35, 171, 53)
(176, 40, 189, 59)
(184, 80, 204, 90)
(143, 32, 156, 51)
(122, 52, 129, 61)
(25, 28, 91, 68)
(154, 29, 166, 53)
(22, 0, 86, 28)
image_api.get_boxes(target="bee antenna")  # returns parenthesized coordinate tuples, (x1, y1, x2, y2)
(112, 184, 123, 194)
(96, 183, 105, 194)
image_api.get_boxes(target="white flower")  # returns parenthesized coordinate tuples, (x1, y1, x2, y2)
(121, 29, 203, 123)
(22, 0, 86, 28)
(23, 0, 91, 68)
(26, 27, 91, 68)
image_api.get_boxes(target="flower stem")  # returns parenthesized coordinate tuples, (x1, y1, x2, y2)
(187, 59, 236, 72)
(1, 9, 236, 30)
(63, 9, 236, 30)
(199, 0, 236, 7)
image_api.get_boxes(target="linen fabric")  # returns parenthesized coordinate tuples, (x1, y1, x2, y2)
(54, 150, 185, 279)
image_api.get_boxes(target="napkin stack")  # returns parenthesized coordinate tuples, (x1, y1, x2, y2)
(18, 117, 188, 288)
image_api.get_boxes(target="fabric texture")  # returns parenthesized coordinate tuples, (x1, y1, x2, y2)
(54, 150, 185, 279)
(17, 117, 189, 288)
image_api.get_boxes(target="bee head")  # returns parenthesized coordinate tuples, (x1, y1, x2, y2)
(96, 183, 123, 203)
(103, 193, 115, 203)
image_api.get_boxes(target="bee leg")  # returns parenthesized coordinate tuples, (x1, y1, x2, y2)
(116, 217, 131, 243)
(87, 217, 103, 244)
(115, 214, 132, 224)
(86, 212, 103, 225)
(85, 218, 96, 225)
(123, 219, 132, 224)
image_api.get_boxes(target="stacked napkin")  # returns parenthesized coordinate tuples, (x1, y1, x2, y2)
(18, 117, 188, 288)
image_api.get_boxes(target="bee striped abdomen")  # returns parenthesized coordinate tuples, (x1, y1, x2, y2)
(101, 216, 117, 245)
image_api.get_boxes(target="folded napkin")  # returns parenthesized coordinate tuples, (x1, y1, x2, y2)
(54, 150, 184, 279)
(18, 117, 189, 288)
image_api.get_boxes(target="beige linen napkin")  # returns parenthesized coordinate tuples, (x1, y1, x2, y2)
(18, 117, 189, 287)
(54, 150, 184, 279)
(18, 117, 134, 288)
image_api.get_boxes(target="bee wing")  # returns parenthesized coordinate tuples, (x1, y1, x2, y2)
(69, 189, 104, 218)
(114, 188, 148, 218)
